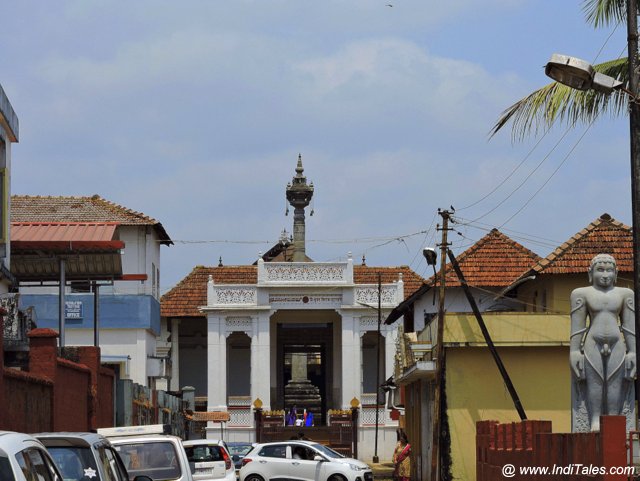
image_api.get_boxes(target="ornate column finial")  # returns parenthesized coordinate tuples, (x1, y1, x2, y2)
(286, 155, 314, 262)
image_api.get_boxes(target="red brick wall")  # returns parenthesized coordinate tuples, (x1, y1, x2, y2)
(54, 360, 91, 431)
(3, 369, 53, 433)
(97, 368, 115, 427)
(477, 417, 627, 481)
(0, 326, 115, 433)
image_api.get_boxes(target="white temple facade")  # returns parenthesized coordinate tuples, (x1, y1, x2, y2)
(161, 157, 423, 461)
(203, 257, 406, 459)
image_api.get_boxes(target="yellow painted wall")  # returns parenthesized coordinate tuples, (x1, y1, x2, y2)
(517, 273, 633, 314)
(444, 312, 569, 346)
(446, 346, 570, 480)
(442, 313, 571, 480)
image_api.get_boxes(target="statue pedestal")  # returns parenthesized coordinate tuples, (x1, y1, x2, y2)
(284, 352, 322, 425)
(571, 378, 636, 432)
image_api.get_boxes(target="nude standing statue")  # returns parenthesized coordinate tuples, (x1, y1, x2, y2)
(570, 254, 636, 432)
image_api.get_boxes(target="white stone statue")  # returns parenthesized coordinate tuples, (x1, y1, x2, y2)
(570, 254, 636, 432)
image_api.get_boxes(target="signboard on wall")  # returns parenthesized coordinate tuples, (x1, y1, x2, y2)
(65, 300, 83, 320)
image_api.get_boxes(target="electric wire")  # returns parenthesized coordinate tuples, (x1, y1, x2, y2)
(458, 22, 620, 215)
(498, 117, 598, 228)
(494, 38, 630, 228)
(468, 119, 579, 224)
(408, 211, 438, 271)
(457, 131, 553, 212)
(453, 216, 562, 247)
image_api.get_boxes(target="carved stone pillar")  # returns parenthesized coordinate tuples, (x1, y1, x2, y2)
(207, 314, 227, 411)
(341, 313, 361, 408)
(383, 325, 397, 383)
(251, 312, 271, 411)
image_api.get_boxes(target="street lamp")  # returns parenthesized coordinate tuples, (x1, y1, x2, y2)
(356, 272, 383, 464)
(543, 0, 640, 405)
(545, 54, 623, 93)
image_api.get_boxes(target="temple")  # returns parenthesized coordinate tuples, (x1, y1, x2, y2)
(161, 156, 423, 459)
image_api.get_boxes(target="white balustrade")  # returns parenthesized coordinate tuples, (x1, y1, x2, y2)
(258, 260, 353, 285)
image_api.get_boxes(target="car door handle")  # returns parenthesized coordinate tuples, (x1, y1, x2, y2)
(259, 460, 267, 464)
(292, 462, 301, 466)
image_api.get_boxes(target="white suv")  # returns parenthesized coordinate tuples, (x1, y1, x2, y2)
(0, 431, 62, 481)
(182, 439, 235, 481)
(98, 424, 193, 481)
(239, 440, 373, 481)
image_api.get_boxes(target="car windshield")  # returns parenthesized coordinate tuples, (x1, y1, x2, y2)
(310, 444, 345, 459)
(227, 444, 252, 456)
(115, 442, 181, 481)
(48, 446, 99, 481)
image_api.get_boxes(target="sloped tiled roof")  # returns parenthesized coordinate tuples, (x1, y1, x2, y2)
(353, 265, 424, 298)
(161, 264, 424, 318)
(427, 229, 541, 288)
(161, 266, 257, 318)
(11, 195, 172, 244)
(529, 213, 632, 275)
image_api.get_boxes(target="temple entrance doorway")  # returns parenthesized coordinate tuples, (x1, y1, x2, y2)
(271, 310, 341, 426)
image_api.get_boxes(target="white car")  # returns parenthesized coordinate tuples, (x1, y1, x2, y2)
(35, 432, 152, 481)
(239, 440, 373, 481)
(98, 424, 193, 481)
(0, 431, 63, 481)
(182, 439, 235, 481)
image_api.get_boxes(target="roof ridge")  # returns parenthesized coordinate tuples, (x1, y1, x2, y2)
(423, 229, 540, 287)
(89, 195, 159, 225)
(12, 194, 92, 200)
(161, 265, 214, 301)
(533, 213, 630, 274)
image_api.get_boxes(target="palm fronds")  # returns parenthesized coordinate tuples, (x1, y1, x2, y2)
(490, 57, 628, 141)
(582, 0, 626, 28)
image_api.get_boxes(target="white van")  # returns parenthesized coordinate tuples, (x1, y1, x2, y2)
(98, 425, 193, 481)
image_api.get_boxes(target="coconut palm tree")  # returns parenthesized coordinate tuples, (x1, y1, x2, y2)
(490, 0, 630, 141)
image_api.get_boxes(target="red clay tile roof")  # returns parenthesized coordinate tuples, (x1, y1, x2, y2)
(161, 266, 258, 318)
(426, 228, 541, 288)
(11, 195, 172, 244)
(161, 264, 424, 318)
(529, 213, 632, 275)
(353, 265, 424, 299)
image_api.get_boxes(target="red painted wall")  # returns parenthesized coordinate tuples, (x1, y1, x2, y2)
(97, 368, 115, 427)
(477, 417, 627, 481)
(3, 369, 53, 433)
(54, 360, 90, 431)
(0, 318, 115, 433)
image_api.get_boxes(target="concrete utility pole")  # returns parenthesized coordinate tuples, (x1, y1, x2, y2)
(430, 209, 452, 481)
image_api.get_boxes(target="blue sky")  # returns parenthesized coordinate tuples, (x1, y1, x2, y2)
(2, 1, 632, 291)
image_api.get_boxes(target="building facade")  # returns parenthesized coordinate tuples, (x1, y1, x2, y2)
(161, 159, 425, 460)
(0, 85, 18, 294)
(393, 213, 633, 480)
(12, 195, 172, 386)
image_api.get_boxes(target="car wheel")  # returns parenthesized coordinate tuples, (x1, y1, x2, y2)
(327, 475, 347, 481)
(244, 475, 265, 481)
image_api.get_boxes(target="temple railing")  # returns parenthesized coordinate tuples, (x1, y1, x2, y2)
(257, 260, 353, 285)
